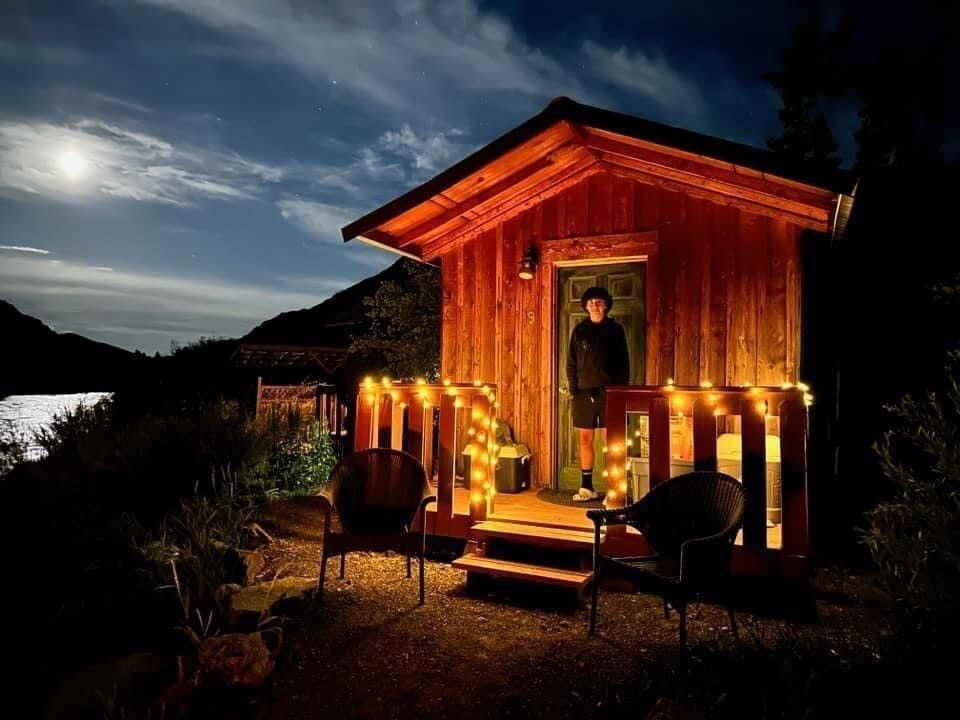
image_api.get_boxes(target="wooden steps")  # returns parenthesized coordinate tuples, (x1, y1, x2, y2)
(469, 520, 603, 551)
(452, 554, 592, 590)
(453, 519, 601, 597)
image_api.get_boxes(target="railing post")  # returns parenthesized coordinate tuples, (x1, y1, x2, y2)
(354, 391, 375, 452)
(436, 394, 458, 537)
(649, 396, 671, 487)
(741, 397, 768, 552)
(693, 397, 717, 472)
(603, 387, 628, 507)
(780, 394, 809, 562)
(469, 394, 492, 523)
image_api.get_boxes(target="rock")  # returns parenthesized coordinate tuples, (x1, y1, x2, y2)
(198, 628, 282, 689)
(239, 549, 266, 585)
(223, 576, 316, 629)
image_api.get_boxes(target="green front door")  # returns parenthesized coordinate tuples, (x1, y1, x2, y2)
(556, 262, 646, 490)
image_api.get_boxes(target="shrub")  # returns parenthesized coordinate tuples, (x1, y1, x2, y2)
(861, 352, 960, 645)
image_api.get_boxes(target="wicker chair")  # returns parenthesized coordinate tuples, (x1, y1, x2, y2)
(587, 471, 745, 649)
(318, 449, 436, 604)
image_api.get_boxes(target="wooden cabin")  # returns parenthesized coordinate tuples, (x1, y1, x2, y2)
(341, 97, 854, 582)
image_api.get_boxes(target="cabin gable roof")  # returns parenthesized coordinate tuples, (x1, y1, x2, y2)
(341, 97, 854, 261)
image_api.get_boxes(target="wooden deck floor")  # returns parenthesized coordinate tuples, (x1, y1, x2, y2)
(430, 487, 782, 549)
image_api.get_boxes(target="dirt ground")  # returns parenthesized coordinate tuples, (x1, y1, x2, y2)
(188, 497, 897, 720)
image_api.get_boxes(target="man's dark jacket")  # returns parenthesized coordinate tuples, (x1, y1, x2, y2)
(566, 316, 630, 396)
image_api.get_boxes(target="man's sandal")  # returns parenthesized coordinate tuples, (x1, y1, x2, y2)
(571, 488, 601, 502)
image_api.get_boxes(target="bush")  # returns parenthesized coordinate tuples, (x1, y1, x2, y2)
(246, 411, 337, 496)
(861, 352, 960, 645)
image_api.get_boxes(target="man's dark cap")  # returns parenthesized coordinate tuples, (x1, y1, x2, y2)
(580, 286, 613, 311)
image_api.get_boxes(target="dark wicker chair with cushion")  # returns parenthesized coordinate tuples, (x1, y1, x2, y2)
(587, 471, 745, 649)
(318, 449, 436, 604)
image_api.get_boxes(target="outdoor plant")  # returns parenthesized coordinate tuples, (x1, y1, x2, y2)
(245, 410, 338, 497)
(139, 490, 263, 639)
(861, 351, 960, 643)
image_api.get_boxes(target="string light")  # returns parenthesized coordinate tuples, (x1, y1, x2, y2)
(700, 380, 713, 389)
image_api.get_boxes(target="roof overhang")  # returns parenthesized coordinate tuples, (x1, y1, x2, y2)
(341, 97, 855, 262)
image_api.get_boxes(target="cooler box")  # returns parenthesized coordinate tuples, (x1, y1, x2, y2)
(494, 444, 531, 493)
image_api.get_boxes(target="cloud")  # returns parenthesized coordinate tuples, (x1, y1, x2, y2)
(377, 124, 467, 173)
(580, 41, 706, 120)
(134, 0, 591, 117)
(277, 199, 359, 243)
(0, 118, 287, 206)
(0, 245, 50, 255)
(0, 254, 344, 352)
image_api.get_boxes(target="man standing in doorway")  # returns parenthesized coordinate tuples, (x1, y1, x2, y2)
(567, 286, 630, 502)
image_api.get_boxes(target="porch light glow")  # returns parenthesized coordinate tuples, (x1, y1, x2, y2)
(518, 248, 537, 280)
(363, 376, 373, 387)
(381, 376, 392, 387)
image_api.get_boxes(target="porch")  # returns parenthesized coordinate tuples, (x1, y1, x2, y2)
(352, 380, 810, 578)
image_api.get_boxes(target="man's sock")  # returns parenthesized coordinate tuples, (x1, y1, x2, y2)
(580, 469, 594, 491)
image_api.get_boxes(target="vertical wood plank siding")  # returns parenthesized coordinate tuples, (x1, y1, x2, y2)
(438, 173, 808, 488)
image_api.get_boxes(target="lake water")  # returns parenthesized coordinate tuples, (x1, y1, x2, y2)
(0, 393, 112, 463)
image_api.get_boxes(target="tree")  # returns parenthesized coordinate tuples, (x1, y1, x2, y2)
(349, 260, 441, 381)
(763, 2, 852, 175)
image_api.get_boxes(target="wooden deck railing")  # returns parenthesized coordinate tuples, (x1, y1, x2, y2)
(603, 384, 811, 571)
(353, 380, 499, 537)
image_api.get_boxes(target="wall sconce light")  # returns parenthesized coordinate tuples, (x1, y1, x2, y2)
(518, 248, 537, 280)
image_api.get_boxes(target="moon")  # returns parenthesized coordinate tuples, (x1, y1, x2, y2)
(60, 151, 86, 179)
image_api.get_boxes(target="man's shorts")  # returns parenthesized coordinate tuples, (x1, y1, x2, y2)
(572, 388, 605, 429)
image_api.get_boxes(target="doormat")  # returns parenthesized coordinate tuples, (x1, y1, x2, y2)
(535, 488, 604, 508)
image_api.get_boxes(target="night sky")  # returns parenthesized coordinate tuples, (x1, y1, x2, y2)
(0, 0, 936, 353)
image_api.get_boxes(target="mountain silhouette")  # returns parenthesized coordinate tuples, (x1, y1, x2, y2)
(0, 300, 144, 397)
